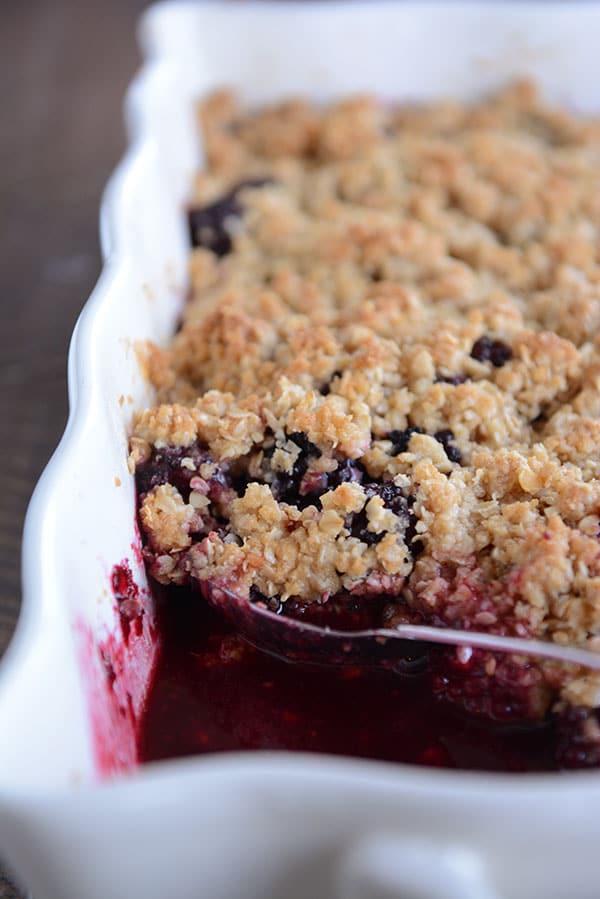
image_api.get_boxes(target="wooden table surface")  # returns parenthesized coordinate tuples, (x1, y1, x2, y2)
(0, 1, 146, 893)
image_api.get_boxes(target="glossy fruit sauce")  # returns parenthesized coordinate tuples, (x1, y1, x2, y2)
(137, 585, 559, 771)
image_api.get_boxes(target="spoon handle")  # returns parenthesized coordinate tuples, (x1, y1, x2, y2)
(388, 624, 600, 670)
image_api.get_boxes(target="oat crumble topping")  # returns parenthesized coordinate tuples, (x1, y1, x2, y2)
(132, 81, 600, 725)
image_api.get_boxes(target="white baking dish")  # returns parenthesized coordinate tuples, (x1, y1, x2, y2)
(3, 2, 600, 897)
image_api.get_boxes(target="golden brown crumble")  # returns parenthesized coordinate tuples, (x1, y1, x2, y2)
(132, 82, 600, 711)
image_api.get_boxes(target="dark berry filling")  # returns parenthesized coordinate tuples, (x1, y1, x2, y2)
(389, 426, 462, 465)
(270, 431, 322, 507)
(326, 457, 363, 489)
(389, 426, 425, 454)
(344, 481, 416, 549)
(188, 178, 272, 256)
(433, 428, 462, 464)
(135, 443, 213, 501)
(368, 480, 411, 517)
(349, 508, 385, 545)
(136, 442, 235, 545)
(470, 335, 513, 367)
(320, 370, 342, 396)
(287, 431, 318, 458)
(138, 586, 569, 772)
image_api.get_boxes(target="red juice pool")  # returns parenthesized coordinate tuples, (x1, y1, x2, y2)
(137, 586, 558, 771)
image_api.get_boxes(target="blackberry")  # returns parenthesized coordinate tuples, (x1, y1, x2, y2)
(470, 336, 513, 367)
(389, 426, 425, 455)
(433, 429, 462, 464)
(350, 481, 413, 549)
(350, 509, 385, 545)
(369, 481, 410, 518)
(288, 431, 320, 457)
(271, 432, 321, 507)
(325, 458, 363, 490)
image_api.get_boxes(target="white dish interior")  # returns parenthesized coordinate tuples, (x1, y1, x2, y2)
(2, 3, 600, 897)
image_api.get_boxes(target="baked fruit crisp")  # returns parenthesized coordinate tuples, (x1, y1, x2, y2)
(133, 82, 600, 769)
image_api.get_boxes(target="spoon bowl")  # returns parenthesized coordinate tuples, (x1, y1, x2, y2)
(201, 581, 600, 672)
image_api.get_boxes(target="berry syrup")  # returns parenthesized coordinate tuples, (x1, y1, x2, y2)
(137, 586, 558, 772)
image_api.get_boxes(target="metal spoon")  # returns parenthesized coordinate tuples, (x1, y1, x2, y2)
(200, 580, 600, 671)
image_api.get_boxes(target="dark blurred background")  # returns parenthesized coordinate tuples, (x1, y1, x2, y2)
(0, 2, 147, 894)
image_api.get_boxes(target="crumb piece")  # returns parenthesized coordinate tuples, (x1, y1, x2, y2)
(134, 404, 197, 448)
(140, 484, 196, 553)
